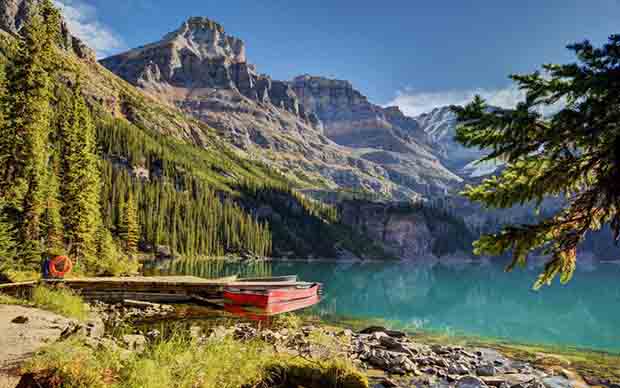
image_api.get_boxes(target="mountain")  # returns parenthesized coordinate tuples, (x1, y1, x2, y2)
(100, 17, 462, 201)
(291, 75, 461, 196)
(412, 106, 501, 178)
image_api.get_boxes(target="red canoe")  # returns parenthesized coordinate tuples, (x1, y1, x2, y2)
(224, 295, 321, 318)
(223, 283, 320, 308)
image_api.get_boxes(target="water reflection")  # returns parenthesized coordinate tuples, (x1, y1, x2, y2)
(145, 258, 620, 353)
(143, 258, 272, 279)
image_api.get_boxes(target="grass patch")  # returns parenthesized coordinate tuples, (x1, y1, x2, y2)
(24, 337, 119, 388)
(31, 285, 89, 321)
(23, 334, 368, 388)
(268, 357, 368, 388)
(0, 292, 24, 305)
(271, 313, 302, 331)
(0, 268, 40, 283)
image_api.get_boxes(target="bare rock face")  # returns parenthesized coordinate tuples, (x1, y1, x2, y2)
(0, 0, 31, 33)
(292, 75, 462, 196)
(0, 0, 96, 61)
(101, 17, 305, 120)
(291, 75, 424, 152)
(339, 200, 435, 258)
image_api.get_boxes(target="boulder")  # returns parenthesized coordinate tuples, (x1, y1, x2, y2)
(448, 363, 470, 375)
(476, 364, 498, 377)
(480, 377, 507, 387)
(456, 376, 488, 388)
(542, 376, 573, 388)
(359, 326, 407, 338)
(11, 316, 28, 324)
(122, 334, 147, 352)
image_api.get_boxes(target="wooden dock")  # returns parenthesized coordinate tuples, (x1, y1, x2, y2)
(1, 276, 304, 303)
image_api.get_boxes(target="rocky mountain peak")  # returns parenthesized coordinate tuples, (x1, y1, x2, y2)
(101, 16, 308, 118)
(161, 16, 246, 64)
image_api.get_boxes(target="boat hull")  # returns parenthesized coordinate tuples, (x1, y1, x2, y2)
(238, 275, 298, 283)
(224, 295, 320, 318)
(223, 283, 320, 307)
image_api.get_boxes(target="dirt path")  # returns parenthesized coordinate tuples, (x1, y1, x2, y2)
(0, 305, 75, 388)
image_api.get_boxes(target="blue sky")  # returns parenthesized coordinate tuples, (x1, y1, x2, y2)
(56, 0, 620, 115)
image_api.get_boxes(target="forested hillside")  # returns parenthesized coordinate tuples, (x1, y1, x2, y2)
(0, 0, 413, 280)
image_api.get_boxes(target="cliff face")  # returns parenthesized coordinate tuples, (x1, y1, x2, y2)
(338, 200, 473, 259)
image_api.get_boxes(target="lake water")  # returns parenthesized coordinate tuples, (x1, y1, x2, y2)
(145, 258, 620, 354)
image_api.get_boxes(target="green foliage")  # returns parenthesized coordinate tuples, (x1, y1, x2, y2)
(31, 285, 89, 321)
(23, 337, 115, 388)
(454, 35, 620, 288)
(94, 224, 138, 276)
(41, 159, 64, 254)
(0, 0, 61, 263)
(0, 205, 16, 269)
(119, 192, 139, 255)
(0, 293, 22, 305)
(268, 357, 369, 388)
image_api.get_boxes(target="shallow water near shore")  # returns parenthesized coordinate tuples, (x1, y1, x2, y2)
(143, 258, 620, 354)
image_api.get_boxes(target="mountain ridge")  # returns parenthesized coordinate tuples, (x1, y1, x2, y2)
(100, 16, 467, 201)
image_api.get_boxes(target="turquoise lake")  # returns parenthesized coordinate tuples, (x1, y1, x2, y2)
(146, 259, 620, 354)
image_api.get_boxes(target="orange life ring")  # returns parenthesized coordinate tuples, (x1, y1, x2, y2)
(48, 256, 73, 278)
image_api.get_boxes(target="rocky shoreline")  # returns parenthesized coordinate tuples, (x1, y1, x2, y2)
(2, 299, 618, 388)
(79, 301, 615, 388)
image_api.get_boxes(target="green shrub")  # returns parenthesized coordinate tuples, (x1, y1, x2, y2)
(267, 358, 369, 388)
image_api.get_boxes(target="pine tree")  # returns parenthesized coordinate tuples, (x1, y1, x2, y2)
(59, 81, 101, 261)
(41, 160, 64, 254)
(0, 205, 16, 269)
(1, 0, 61, 264)
(120, 192, 139, 255)
(453, 35, 620, 289)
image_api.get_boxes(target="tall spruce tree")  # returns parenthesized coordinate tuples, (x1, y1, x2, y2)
(0, 205, 16, 269)
(120, 192, 139, 255)
(453, 35, 620, 289)
(42, 158, 64, 254)
(1, 0, 61, 264)
(59, 80, 102, 262)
